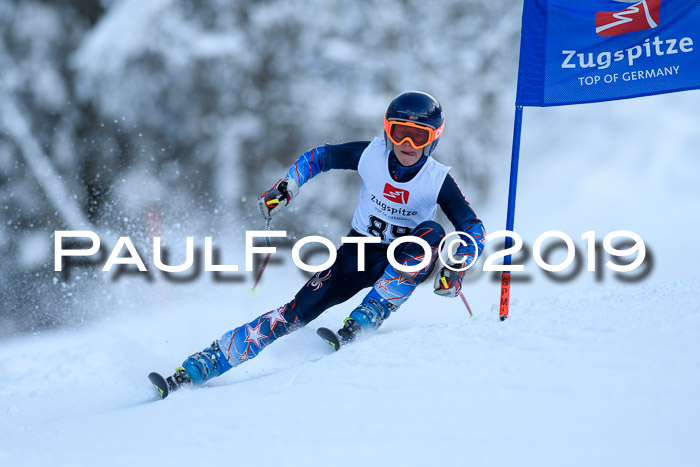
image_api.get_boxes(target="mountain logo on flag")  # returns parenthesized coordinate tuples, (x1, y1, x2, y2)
(596, 0, 661, 37)
(383, 183, 410, 204)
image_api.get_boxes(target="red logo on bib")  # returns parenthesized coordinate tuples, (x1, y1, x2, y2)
(383, 183, 410, 204)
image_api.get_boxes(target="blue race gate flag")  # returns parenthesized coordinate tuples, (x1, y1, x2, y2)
(516, 0, 700, 106)
(500, 0, 700, 321)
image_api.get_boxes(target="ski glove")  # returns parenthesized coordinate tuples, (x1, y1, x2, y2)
(257, 177, 300, 220)
(433, 256, 469, 298)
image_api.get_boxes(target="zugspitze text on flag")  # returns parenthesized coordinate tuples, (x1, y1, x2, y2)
(516, 0, 700, 106)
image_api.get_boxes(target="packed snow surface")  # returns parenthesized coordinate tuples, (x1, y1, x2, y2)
(0, 278, 698, 466)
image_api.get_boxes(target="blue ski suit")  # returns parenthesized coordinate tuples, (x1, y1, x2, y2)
(181, 140, 485, 383)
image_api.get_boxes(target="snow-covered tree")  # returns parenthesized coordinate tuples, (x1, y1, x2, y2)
(0, 0, 520, 334)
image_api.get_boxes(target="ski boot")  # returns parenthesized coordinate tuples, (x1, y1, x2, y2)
(181, 340, 231, 384)
(336, 317, 365, 343)
(317, 289, 396, 350)
(167, 366, 193, 391)
(345, 289, 394, 331)
(334, 297, 388, 344)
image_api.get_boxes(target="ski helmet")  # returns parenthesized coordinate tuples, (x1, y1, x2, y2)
(384, 91, 444, 157)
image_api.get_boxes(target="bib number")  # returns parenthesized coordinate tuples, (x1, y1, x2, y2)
(367, 216, 409, 241)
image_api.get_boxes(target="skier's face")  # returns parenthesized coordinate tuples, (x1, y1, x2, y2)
(394, 140, 424, 166)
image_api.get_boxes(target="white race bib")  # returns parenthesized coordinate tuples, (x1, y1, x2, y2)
(351, 137, 450, 244)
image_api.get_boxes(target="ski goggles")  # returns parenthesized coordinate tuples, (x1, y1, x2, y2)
(384, 118, 444, 150)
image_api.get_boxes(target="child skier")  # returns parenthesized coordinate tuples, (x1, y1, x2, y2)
(151, 91, 486, 395)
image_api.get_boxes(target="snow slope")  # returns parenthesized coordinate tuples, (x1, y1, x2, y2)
(0, 278, 698, 467)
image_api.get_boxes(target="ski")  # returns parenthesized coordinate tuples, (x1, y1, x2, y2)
(148, 371, 171, 399)
(316, 327, 342, 351)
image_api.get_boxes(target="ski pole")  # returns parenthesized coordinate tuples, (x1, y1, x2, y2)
(458, 291, 473, 318)
(249, 218, 272, 296)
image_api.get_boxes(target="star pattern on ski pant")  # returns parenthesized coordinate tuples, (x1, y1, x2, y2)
(237, 349, 251, 363)
(262, 306, 288, 332)
(244, 322, 266, 348)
